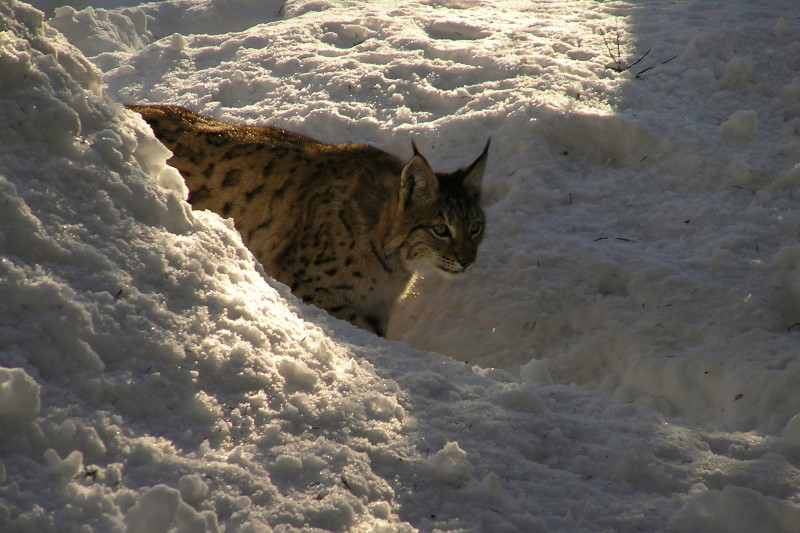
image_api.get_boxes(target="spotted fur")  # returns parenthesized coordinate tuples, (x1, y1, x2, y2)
(127, 104, 488, 336)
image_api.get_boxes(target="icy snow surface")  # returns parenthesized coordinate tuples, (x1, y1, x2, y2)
(3, 0, 800, 531)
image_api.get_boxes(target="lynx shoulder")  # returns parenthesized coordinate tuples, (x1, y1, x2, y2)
(127, 104, 488, 336)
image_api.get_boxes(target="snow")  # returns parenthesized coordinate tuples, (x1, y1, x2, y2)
(719, 109, 758, 142)
(0, 368, 41, 428)
(2, 0, 800, 531)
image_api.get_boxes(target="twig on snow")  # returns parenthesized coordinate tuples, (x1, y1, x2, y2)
(601, 29, 654, 74)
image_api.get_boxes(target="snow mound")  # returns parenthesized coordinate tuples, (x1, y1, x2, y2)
(47, 5, 151, 56)
(719, 109, 757, 142)
(1, 2, 416, 530)
(0, 368, 41, 429)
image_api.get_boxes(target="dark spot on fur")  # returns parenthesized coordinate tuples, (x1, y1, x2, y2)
(271, 146, 290, 158)
(222, 169, 240, 187)
(203, 162, 216, 176)
(247, 219, 272, 241)
(221, 148, 237, 160)
(189, 185, 211, 204)
(370, 242, 392, 273)
(245, 183, 265, 202)
(314, 254, 335, 266)
(365, 315, 383, 336)
(272, 185, 286, 199)
(205, 133, 228, 147)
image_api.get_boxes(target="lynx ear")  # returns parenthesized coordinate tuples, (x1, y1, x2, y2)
(462, 139, 490, 198)
(399, 153, 438, 211)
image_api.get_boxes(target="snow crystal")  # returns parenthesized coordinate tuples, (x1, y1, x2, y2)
(785, 76, 800, 99)
(720, 109, 758, 142)
(429, 441, 471, 487)
(124, 484, 183, 533)
(774, 18, 792, 40)
(167, 32, 187, 52)
(277, 359, 319, 391)
(43, 448, 84, 481)
(721, 56, 753, 90)
(783, 414, 800, 446)
(519, 358, 553, 384)
(669, 485, 800, 533)
(178, 474, 208, 506)
(273, 454, 303, 480)
(0, 368, 40, 428)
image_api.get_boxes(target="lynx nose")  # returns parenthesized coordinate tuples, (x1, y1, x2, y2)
(456, 254, 475, 271)
(455, 245, 476, 270)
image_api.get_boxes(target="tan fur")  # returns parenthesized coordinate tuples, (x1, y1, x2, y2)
(127, 104, 488, 336)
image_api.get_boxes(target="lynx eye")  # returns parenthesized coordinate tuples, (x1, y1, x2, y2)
(431, 223, 450, 238)
(469, 221, 484, 237)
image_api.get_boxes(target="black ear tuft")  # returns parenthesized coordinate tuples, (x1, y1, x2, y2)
(462, 139, 490, 197)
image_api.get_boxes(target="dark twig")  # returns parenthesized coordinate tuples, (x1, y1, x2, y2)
(626, 48, 651, 70)
(601, 29, 654, 74)
(635, 66, 654, 79)
(602, 31, 623, 72)
(637, 53, 679, 79)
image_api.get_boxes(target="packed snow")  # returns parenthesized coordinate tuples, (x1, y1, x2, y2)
(2, 0, 800, 531)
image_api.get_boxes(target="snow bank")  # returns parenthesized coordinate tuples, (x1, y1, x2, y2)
(1, 2, 417, 530)
(3, 0, 800, 531)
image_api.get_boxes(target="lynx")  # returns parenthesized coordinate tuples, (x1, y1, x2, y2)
(127, 104, 488, 336)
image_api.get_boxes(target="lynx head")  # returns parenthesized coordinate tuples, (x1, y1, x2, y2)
(394, 140, 489, 277)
